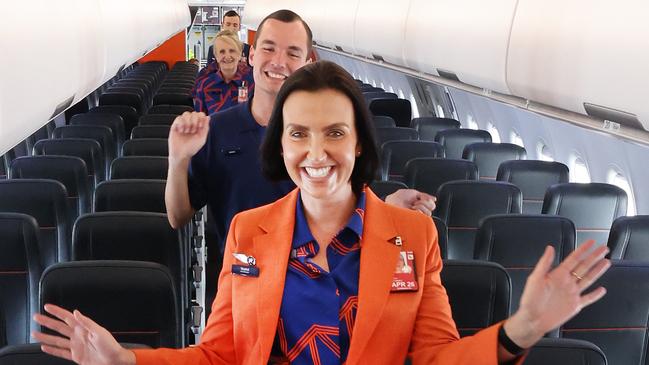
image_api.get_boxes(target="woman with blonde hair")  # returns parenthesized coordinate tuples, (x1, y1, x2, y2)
(192, 29, 254, 115)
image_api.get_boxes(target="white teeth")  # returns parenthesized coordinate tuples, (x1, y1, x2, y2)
(304, 166, 331, 178)
(266, 71, 287, 80)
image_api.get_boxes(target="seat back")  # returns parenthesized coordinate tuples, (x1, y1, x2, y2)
(369, 98, 412, 127)
(560, 261, 649, 365)
(153, 93, 193, 107)
(475, 214, 575, 312)
(122, 138, 168, 157)
(434, 129, 492, 159)
(524, 338, 607, 365)
(410, 117, 461, 141)
(372, 115, 396, 128)
(375, 127, 418, 146)
(380, 141, 444, 181)
(131, 125, 170, 139)
(72, 212, 186, 312)
(497, 160, 569, 213)
(69, 113, 126, 148)
(433, 216, 449, 260)
(404, 158, 478, 196)
(363, 92, 398, 104)
(138, 114, 177, 126)
(607, 215, 649, 260)
(462, 142, 527, 180)
(147, 104, 193, 115)
(10, 156, 91, 221)
(39, 261, 181, 348)
(368, 181, 408, 200)
(435, 181, 522, 259)
(99, 91, 143, 115)
(93, 179, 166, 213)
(0, 344, 75, 364)
(88, 105, 139, 137)
(52, 125, 116, 178)
(542, 183, 627, 247)
(0, 180, 69, 267)
(440, 260, 511, 337)
(33, 139, 105, 186)
(0, 213, 41, 345)
(110, 156, 168, 180)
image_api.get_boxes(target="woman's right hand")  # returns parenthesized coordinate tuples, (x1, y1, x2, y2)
(32, 304, 136, 365)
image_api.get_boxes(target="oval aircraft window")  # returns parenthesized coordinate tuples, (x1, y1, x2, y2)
(397, 89, 406, 99)
(487, 123, 501, 143)
(536, 142, 554, 162)
(608, 169, 636, 216)
(510, 130, 525, 148)
(569, 155, 591, 183)
(436, 105, 445, 118)
(466, 115, 479, 130)
(409, 94, 420, 118)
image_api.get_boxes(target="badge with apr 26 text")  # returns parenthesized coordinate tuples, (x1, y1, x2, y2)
(391, 251, 418, 292)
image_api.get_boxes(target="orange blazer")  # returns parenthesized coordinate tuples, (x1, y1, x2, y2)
(135, 188, 521, 365)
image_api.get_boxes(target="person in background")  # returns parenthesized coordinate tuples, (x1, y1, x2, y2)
(206, 10, 250, 67)
(33, 60, 610, 365)
(192, 29, 253, 115)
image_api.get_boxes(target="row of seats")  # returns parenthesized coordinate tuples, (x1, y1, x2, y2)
(0, 61, 206, 351)
(442, 259, 649, 365)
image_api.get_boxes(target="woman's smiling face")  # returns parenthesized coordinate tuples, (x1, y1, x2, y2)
(281, 88, 360, 201)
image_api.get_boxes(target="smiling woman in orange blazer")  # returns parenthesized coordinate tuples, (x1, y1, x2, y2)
(34, 61, 611, 365)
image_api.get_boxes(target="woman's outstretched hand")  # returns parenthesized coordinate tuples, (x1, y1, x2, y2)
(32, 304, 136, 365)
(504, 240, 611, 349)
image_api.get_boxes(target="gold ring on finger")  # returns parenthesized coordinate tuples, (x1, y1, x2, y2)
(571, 271, 583, 281)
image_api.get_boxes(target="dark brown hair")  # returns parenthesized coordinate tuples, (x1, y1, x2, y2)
(253, 9, 313, 56)
(260, 61, 379, 194)
(222, 10, 240, 20)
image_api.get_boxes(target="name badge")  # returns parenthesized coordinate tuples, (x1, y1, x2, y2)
(232, 264, 259, 277)
(391, 251, 418, 292)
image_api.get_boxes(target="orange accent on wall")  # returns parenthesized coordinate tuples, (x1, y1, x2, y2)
(138, 31, 186, 69)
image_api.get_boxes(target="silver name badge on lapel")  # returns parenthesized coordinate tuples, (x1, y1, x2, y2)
(232, 253, 259, 277)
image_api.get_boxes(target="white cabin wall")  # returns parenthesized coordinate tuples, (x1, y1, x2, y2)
(0, 0, 190, 155)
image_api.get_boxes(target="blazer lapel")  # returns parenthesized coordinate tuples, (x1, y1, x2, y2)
(253, 189, 298, 361)
(346, 190, 401, 364)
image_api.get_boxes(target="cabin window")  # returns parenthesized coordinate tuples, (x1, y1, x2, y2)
(397, 89, 406, 99)
(409, 94, 420, 118)
(387, 86, 395, 93)
(487, 123, 501, 143)
(510, 130, 525, 148)
(436, 105, 445, 118)
(608, 169, 636, 216)
(536, 142, 554, 162)
(380, 81, 386, 90)
(466, 115, 479, 130)
(569, 155, 591, 183)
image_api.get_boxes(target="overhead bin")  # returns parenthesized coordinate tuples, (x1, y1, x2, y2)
(309, 0, 360, 52)
(403, 0, 517, 93)
(507, 0, 649, 131)
(353, 0, 412, 65)
(0, 0, 190, 155)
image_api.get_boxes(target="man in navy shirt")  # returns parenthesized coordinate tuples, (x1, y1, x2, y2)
(206, 10, 250, 68)
(166, 9, 436, 311)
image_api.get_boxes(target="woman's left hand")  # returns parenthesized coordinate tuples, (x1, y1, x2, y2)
(504, 239, 611, 348)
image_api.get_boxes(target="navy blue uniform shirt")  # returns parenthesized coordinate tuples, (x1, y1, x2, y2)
(187, 100, 295, 249)
(269, 192, 366, 365)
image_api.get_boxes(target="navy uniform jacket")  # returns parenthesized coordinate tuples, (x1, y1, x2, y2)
(187, 100, 295, 250)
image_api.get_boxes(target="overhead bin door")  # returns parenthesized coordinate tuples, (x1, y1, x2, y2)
(354, 0, 412, 65)
(507, 0, 649, 131)
(311, 0, 360, 52)
(403, 0, 518, 93)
